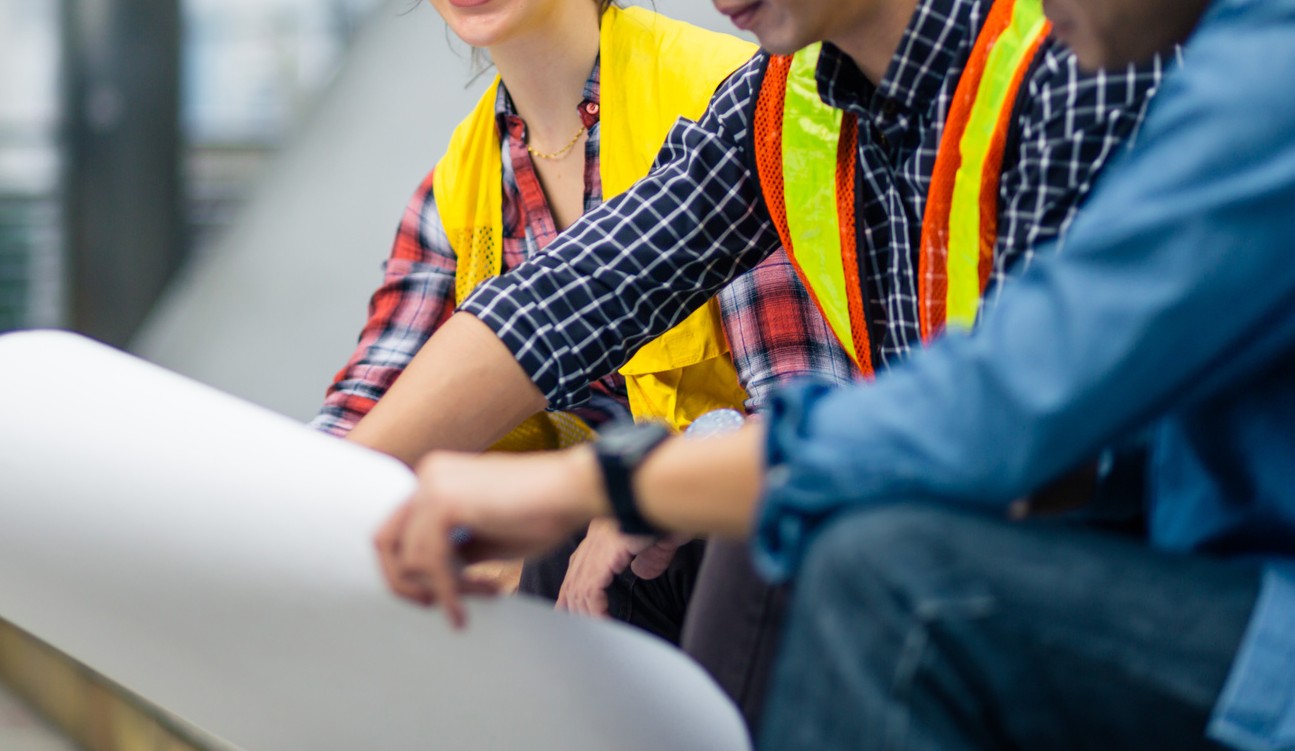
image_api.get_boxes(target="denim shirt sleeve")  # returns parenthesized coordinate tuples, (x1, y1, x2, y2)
(753, 6, 1295, 746)
(1209, 565, 1295, 751)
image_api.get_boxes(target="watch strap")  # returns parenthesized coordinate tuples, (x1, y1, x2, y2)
(594, 422, 671, 536)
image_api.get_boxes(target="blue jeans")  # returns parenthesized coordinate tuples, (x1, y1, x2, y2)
(759, 505, 1260, 750)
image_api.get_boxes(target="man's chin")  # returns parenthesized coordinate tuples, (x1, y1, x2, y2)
(1051, 29, 1108, 72)
(1071, 49, 1108, 73)
(1056, 28, 1163, 71)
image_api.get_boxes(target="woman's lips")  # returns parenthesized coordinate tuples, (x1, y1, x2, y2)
(722, 1, 763, 32)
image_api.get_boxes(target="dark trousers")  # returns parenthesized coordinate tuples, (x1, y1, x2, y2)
(518, 534, 788, 733)
(759, 504, 1260, 751)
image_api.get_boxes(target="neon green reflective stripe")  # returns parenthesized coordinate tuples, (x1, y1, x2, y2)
(945, 0, 1048, 328)
(780, 44, 854, 356)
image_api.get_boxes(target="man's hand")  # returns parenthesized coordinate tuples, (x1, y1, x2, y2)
(629, 534, 691, 579)
(556, 519, 656, 617)
(555, 521, 693, 617)
(374, 447, 603, 628)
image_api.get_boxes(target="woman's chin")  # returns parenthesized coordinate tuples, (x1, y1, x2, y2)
(445, 15, 518, 50)
(433, 0, 523, 49)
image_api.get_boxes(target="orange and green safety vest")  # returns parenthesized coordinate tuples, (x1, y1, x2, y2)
(433, 7, 756, 449)
(753, 0, 1052, 376)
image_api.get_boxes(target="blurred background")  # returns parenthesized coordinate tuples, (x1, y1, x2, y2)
(0, 0, 746, 422)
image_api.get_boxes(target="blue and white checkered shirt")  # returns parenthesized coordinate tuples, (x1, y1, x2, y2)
(460, 0, 1164, 410)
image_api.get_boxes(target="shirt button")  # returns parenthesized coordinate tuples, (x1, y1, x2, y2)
(881, 100, 898, 118)
(874, 124, 891, 151)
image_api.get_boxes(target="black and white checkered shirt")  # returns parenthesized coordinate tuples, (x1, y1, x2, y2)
(460, 0, 1164, 410)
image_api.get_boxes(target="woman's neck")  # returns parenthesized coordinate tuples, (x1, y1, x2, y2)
(489, 3, 601, 148)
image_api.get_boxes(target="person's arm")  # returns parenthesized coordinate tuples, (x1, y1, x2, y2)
(348, 58, 781, 465)
(752, 11, 1295, 578)
(375, 424, 766, 626)
(376, 6, 1295, 622)
(976, 48, 1167, 514)
(311, 169, 457, 438)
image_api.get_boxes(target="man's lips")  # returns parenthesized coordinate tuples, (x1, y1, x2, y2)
(718, 1, 762, 32)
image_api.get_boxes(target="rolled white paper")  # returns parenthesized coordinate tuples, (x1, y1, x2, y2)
(0, 330, 749, 751)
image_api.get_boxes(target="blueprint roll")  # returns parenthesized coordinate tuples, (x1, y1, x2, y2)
(0, 330, 749, 751)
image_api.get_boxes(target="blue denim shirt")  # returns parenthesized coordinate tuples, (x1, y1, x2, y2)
(754, 1, 1295, 748)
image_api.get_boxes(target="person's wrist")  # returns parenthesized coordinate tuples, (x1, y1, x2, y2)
(565, 445, 611, 524)
(590, 421, 672, 535)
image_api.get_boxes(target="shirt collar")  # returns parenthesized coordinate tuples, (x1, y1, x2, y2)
(816, 0, 979, 117)
(496, 55, 602, 123)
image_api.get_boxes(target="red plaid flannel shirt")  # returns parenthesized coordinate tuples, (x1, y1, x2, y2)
(719, 251, 861, 411)
(313, 66, 639, 435)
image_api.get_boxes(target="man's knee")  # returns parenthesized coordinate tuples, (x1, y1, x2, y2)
(795, 504, 1006, 622)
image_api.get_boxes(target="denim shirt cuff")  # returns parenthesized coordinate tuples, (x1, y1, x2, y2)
(1208, 564, 1295, 751)
(752, 380, 867, 583)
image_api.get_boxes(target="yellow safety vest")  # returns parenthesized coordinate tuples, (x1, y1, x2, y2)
(752, 0, 1051, 375)
(433, 7, 756, 449)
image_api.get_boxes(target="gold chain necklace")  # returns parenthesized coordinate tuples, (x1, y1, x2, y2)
(526, 124, 586, 161)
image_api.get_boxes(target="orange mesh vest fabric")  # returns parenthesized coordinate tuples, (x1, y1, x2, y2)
(920, 0, 1051, 339)
(753, 47, 874, 377)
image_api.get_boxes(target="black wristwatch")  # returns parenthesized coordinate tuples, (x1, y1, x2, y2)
(593, 420, 672, 536)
